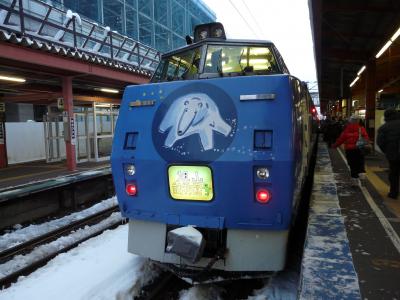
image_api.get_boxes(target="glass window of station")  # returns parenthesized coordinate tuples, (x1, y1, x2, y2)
(62, 0, 216, 53)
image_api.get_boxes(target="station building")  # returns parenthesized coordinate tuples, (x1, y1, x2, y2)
(0, 0, 215, 170)
(62, 0, 216, 52)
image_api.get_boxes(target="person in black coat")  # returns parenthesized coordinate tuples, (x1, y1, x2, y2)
(377, 108, 400, 199)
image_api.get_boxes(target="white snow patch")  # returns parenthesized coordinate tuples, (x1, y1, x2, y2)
(0, 225, 160, 300)
(0, 212, 122, 278)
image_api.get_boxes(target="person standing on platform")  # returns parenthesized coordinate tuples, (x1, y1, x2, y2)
(332, 115, 370, 186)
(377, 108, 400, 199)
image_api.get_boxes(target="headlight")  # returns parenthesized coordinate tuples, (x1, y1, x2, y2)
(125, 164, 136, 176)
(256, 167, 269, 179)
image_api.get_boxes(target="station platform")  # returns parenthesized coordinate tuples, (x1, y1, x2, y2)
(0, 161, 110, 189)
(0, 160, 111, 201)
(300, 142, 400, 299)
(0, 160, 113, 230)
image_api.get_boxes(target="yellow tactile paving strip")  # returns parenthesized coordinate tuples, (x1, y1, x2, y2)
(365, 165, 400, 217)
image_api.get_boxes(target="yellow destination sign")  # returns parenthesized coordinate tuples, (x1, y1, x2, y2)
(168, 165, 213, 201)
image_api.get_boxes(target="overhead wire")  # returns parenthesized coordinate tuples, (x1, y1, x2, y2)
(240, 0, 265, 37)
(227, 0, 260, 38)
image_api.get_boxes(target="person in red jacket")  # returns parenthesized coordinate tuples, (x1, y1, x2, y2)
(332, 115, 370, 185)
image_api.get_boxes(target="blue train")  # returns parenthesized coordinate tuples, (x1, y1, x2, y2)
(112, 23, 317, 281)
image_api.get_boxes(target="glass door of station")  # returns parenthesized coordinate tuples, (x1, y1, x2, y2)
(73, 103, 119, 163)
(43, 111, 65, 163)
(44, 103, 119, 164)
(75, 109, 91, 163)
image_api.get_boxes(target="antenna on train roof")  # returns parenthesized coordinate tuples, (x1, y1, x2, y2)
(193, 22, 226, 43)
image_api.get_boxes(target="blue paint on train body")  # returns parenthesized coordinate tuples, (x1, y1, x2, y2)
(111, 74, 298, 230)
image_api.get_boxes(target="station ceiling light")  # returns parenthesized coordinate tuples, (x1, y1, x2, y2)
(0, 75, 26, 83)
(378, 89, 383, 93)
(100, 88, 119, 94)
(357, 65, 366, 76)
(349, 76, 359, 87)
(375, 25, 400, 58)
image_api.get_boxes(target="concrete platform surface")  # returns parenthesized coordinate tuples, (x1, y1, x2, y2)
(0, 160, 110, 190)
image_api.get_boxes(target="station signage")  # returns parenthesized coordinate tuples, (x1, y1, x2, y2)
(70, 117, 76, 145)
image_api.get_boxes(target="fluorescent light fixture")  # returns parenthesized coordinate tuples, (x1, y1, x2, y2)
(375, 26, 400, 59)
(349, 76, 359, 87)
(390, 26, 400, 42)
(0, 75, 26, 83)
(378, 89, 383, 93)
(376, 40, 392, 58)
(100, 88, 119, 94)
(357, 65, 366, 76)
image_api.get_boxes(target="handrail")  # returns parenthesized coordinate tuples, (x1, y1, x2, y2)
(0, 0, 161, 72)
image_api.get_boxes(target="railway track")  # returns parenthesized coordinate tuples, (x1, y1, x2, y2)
(0, 205, 124, 288)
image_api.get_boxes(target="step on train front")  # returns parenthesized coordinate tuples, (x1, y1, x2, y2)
(111, 23, 317, 281)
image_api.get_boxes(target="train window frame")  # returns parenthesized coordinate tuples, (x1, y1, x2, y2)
(272, 45, 290, 74)
(151, 46, 203, 82)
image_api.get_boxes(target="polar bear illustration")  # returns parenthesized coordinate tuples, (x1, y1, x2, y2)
(159, 93, 232, 151)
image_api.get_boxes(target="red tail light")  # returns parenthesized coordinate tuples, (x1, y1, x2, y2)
(126, 183, 137, 196)
(256, 189, 271, 203)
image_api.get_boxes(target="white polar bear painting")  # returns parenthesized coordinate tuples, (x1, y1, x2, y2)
(159, 93, 232, 151)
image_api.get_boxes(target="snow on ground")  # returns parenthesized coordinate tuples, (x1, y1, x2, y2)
(0, 196, 118, 251)
(0, 212, 122, 278)
(0, 224, 160, 300)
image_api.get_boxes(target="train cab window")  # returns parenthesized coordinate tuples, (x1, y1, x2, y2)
(151, 47, 201, 82)
(204, 45, 279, 76)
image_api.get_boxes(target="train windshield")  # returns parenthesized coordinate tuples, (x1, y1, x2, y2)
(151, 47, 202, 82)
(151, 44, 280, 83)
(205, 45, 279, 75)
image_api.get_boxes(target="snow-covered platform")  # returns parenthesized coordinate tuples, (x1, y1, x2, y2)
(299, 142, 361, 299)
(300, 142, 400, 299)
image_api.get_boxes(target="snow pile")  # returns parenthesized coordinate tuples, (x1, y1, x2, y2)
(65, 9, 82, 26)
(0, 225, 160, 300)
(179, 285, 223, 300)
(0, 212, 122, 278)
(0, 196, 118, 251)
(249, 272, 298, 300)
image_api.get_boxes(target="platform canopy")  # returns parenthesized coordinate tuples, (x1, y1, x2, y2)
(309, 0, 400, 113)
